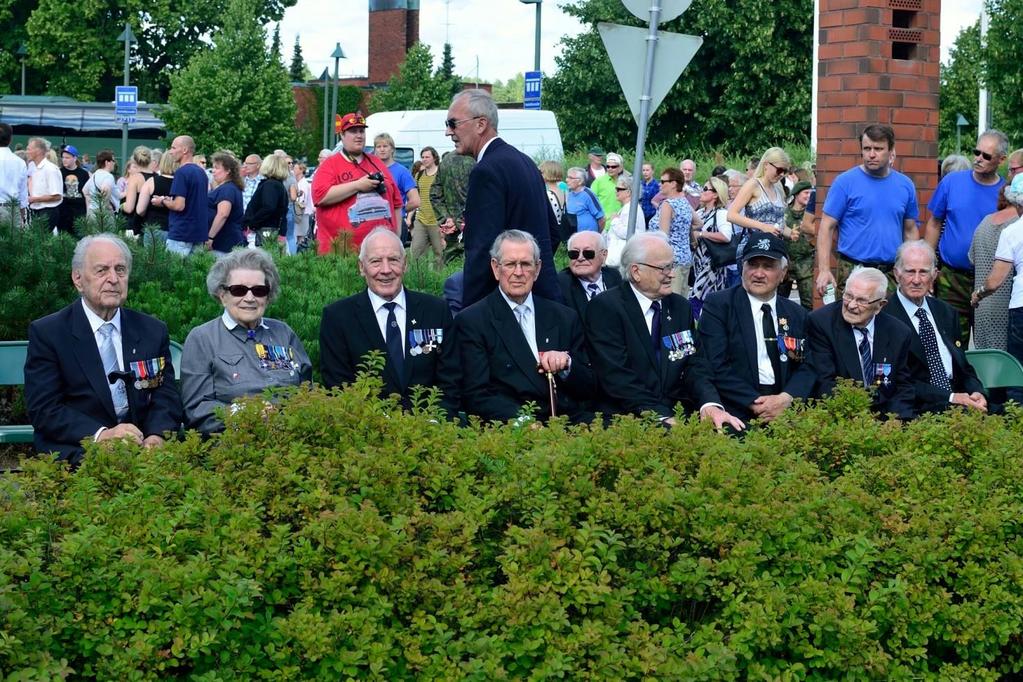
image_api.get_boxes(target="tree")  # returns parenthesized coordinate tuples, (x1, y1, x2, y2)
(372, 42, 453, 112)
(289, 35, 307, 82)
(0, 0, 34, 96)
(25, 0, 296, 102)
(492, 73, 526, 103)
(162, 0, 296, 156)
(435, 42, 461, 101)
(985, 0, 1023, 144)
(544, 0, 812, 155)
(270, 23, 283, 65)
(939, 20, 982, 155)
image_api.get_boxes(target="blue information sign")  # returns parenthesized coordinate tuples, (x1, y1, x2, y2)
(523, 71, 542, 110)
(115, 86, 138, 116)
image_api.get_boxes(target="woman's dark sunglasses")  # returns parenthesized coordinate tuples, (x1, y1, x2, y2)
(225, 284, 270, 298)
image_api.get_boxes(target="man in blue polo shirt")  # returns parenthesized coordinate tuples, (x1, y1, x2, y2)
(152, 135, 209, 256)
(815, 124, 919, 297)
(924, 129, 1008, 339)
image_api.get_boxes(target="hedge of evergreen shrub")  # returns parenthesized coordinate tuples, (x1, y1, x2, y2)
(3, 373, 1023, 679)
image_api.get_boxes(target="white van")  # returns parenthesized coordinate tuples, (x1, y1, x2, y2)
(335, 108, 563, 170)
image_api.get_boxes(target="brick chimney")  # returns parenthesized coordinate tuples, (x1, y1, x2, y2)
(368, 0, 421, 86)
(815, 0, 940, 230)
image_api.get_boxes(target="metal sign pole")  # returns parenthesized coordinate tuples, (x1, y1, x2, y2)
(626, 2, 662, 239)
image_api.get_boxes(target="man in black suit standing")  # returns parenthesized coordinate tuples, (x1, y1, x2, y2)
(806, 266, 915, 419)
(24, 234, 183, 467)
(453, 229, 595, 424)
(445, 89, 561, 307)
(698, 233, 816, 423)
(884, 240, 986, 414)
(585, 231, 745, 429)
(319, 227, 459, 417)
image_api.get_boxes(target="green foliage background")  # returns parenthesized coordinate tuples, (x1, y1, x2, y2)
(3, 376, 1023, 677)
(371, 43, 461, 113)
(544, 0, 813, 154)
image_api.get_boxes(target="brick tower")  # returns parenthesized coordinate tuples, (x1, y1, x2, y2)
(368, 0, 421, 86)
(815, 0, 940, 229)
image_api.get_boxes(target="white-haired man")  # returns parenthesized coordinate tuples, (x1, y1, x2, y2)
(556, 230, 622, 320)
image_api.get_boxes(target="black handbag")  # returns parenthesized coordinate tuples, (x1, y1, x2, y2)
(700, 212, 743, 269)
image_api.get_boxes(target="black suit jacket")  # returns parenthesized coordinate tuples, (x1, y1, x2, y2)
(697, 286, 816, 421)
(24, 301, 183, 466)
(806, 301, 915, 419)
(882, 294, 985, 412)
(453, 288, 595, 423)
(557, 266, 623, 321)
(462, 137, 562, 307)
(585, 283, 721, 419)
(319, 288, 459, 417)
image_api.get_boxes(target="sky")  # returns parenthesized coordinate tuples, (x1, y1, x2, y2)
(278, 0, 984, 85)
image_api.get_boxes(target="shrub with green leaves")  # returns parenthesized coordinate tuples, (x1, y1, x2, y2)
(2, 376, 1023, 679)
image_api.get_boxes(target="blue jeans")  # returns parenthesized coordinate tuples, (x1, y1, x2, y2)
(1008, 307, 1023, 404)
(285, 205, 296, 255)
(165, 238, 203, 256)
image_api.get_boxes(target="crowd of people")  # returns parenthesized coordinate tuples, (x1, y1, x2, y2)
(11, 88, 1023, 467)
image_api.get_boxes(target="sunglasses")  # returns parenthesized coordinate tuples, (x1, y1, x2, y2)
(445, 115, 482, 130)
(973, 149, 995, 161)
(567, 249, 597, 260)
(702, 185, 714, 191)
(225, 284, 270, 298)
(769, 162, 789, 174)
(615, 186, 629, 192)
(607, 164, 621, 169)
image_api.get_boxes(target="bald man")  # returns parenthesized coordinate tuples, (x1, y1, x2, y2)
(152, 135, 209, 255)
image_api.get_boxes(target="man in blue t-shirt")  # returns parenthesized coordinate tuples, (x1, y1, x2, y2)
(565, 166, 605, 233)
(924, 129, 1008, 337)
(815, 124, 919, 296)
(373, 133, 420, 245)
(152, 135, 210, 256)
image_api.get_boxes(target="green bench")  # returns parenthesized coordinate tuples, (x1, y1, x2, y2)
(0, 339, 183, 445)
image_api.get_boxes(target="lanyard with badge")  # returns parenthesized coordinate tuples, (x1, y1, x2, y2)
(341, 151, 392, 227)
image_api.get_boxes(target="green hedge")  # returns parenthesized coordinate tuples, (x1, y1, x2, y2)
(2, 376, 1023, 679)
(0, 220, 459, 375)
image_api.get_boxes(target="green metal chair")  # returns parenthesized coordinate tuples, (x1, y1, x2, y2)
(0, 340, 33, 443)
(169, 340, 183, 380)
(965, 349, 1023, 390)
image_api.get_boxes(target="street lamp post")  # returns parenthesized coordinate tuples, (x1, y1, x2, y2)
(519, 0, 542, 72)
(330, 43, 346, 148)
(116, 24, 137, 176)
(16, 44, 27, 96)
(320, 68, 331, 151)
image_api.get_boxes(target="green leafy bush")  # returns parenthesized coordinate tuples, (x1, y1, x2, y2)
(2, 377, 1023, 679)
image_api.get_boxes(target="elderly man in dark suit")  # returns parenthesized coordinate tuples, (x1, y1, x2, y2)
(320, 227, 459, 417)
(556, 230, 622, 319)
(884, 240, 986, 413)
(24, 234, 183, 467)
(807, 266, 915, 419)
(445, 89, 562, 307)
(453, 229, 595, 424)
(698, 233, 816, 423)
(585, 231, 745, 429)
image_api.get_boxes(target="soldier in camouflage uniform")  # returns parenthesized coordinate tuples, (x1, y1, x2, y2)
(779, 181, 815, 309)
(430, 151, 475, 264)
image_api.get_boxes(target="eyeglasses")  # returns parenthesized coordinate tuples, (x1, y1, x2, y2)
(615, 186, 629, 192)
(973, 148, 995, 161)
(660, 178, 673, 184)
(841, 293, 884, 308)
(225, 284, 270, 298)
(607, 164, 621, 169)
(1011, 165, 1023, 174)
(636, 261, 674, 276)
(701, 185, 714, 192)
(769, 162, 789, 174)
(445, 115, 482, 130)
(567, 248, 597, 260)
(498, 260, 536, 272)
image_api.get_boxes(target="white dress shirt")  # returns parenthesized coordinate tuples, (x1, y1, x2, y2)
(500, 289, 539, 360)
(28, 158, 63, 209)
(0, 146, 28, 208)
(476, 136, 499, 162)
(747, 292, 778, 385)
(896, 290, 952, 379)
(81, 299, 124, 370)
(368, 287, 407, 357)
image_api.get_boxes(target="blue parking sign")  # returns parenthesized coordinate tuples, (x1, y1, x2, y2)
(523, 71, 542, 110)
(115, 86, 138, 116)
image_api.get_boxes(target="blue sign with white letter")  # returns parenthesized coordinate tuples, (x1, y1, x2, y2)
(523, 71, 542, 110)
(115, 86, 138, 116)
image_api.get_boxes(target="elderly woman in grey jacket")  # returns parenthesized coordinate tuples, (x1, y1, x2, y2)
(181, 248, 311, 434)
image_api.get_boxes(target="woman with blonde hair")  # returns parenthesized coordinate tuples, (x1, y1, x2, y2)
(122, 145, 153, 235)
(136, 149, 178, 243)
(690, 176, 733, 317)
(727, 147, 791, 266)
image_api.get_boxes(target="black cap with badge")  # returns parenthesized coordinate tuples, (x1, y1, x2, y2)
(741, 232, 789, 262)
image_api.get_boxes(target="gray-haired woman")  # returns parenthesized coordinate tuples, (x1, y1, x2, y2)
(181, 249, 311, 434)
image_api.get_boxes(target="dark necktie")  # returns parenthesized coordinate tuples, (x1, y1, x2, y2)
(762, 303, 782, 387)
(650, 300, 662, 366)
(855, 327, 872, 387)
(586, 282, 600, 300)
(383, 301, 404, 381)
(915, 308, 951, 392)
